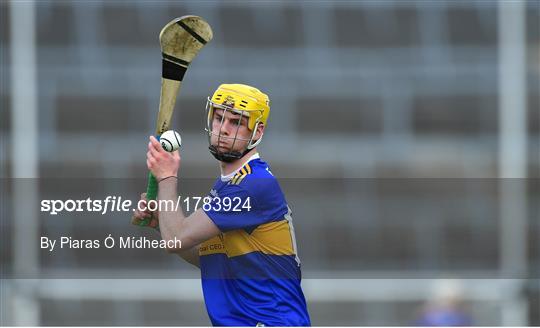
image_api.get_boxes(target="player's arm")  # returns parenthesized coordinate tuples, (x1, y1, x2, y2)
(132, 193, 202, 268)
(146, 136, 221, 251)
(158, 180, 220, 250)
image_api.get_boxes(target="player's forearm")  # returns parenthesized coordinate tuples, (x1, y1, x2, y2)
(157, 178, 187, 249)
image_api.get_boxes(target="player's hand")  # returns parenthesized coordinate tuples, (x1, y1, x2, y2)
(131, 192, 159, 228)
(147, 135, 181, 181)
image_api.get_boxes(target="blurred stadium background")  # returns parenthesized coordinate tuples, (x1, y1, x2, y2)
(1, 0, 539, 326)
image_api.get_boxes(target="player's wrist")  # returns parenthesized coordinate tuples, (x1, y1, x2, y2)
(158, 175, 178, 183)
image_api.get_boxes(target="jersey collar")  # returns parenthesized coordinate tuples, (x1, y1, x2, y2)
(220, 153, 260, 182)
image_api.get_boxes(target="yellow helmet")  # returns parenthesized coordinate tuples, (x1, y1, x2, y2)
(209, 83, 270, 131)
(205, 83, 270, 162)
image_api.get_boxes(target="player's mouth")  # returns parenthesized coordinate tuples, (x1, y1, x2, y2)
(216, 142, 231, 151)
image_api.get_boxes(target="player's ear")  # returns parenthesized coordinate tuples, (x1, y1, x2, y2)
(254, 123, 265, 141)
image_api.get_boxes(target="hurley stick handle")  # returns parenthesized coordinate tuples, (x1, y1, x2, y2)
(139, 134, 160, 226)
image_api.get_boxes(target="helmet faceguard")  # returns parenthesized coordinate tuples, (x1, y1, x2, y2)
(205, 98, 264, 163)
(205, 84, 270, 163)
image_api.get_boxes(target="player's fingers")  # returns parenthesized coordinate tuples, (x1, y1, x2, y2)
(132, 211, 150, 224)
(147, 158, 153, 169)
(136, 200, 152, 216)
(133, 208, 149, 219)
(172, 150, 180, 160)
(149, 136, 163, 153)
(148, 141, 158, 154)
(133, 205, 145, 216)
(147, 150, 156, 161)
(140, 203, 152, 215)
(137, 198, 147, 211)
(149, 218, 159, 228)
(134, 204, 150, 215)
(148, 143, 161, 159)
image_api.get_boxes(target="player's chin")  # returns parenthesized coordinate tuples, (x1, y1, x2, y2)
(212, 140, 247, 153)
(213, 144, 231, 152)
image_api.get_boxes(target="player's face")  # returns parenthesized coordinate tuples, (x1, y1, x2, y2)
(210, 108, 252, 153)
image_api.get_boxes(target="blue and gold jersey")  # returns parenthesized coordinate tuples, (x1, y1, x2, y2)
(201, 154, 311, 326)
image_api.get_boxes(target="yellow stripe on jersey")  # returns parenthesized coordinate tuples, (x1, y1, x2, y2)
(230, 172, 239, 185)
(199, 235, 226, 256)
(245, 163, 251, 174)
(221, 219, 295, 258)
(235, 173, 248, 185)
(231, 168, 245, 184)
(230, 167, 248, 185)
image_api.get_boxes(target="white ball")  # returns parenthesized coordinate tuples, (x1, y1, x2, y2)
(160, 130, 182, 152)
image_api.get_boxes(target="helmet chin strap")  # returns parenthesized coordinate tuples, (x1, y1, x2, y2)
(208, 145, 251, 163)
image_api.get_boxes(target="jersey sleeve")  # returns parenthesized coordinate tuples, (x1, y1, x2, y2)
(203, 184, 262, 232)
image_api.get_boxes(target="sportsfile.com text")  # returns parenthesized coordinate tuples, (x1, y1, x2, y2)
(40, 196, 252, 215)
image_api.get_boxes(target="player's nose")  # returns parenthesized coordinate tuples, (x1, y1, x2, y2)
(219, 120, 234, 135)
